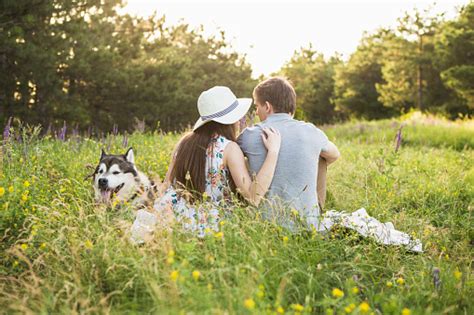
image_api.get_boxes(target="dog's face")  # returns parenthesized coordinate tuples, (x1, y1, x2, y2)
(93, 147, 138, 203)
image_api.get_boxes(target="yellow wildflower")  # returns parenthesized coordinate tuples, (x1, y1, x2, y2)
(166, 256, 174, 264)
(351, 286, 359, 294)
(23, 180, 30, 188)
(192, 270, 201, 281)
(282, 236, 289, 244)
(168, 249, 175, 257)
(454, 269, 462, 281)
(344, 303, 356, 313)
(40, 243, 47, 249)
(276, 306, 285, 314)
(402, 308, 411, 315)
(396, 277, 405, 285)
(207, 283, 213, 291)
(359, 302, 370, 313)
(84, 240, 93, 249)
(20, 243, 28, 251)
(0, 187, 5, 197)
(214, 231, 224, 239)
(219, 220, 226, 227)
(386, 281, 393, 288)
(291, 209, 299, 217)
(8, 186, 14, 193)
(244, 298, 255, 310)
(13, 260, 19, 267)
(21, 194, 28, 202)
(332, 288, 344, 298)
(290, 304, 304, 312)
(205, 254, 215, 264)
(170, 270, 179, 282)
(325, 309, 334, 315)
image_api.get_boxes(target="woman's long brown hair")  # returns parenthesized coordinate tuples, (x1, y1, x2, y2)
(169, 121, 237, 202)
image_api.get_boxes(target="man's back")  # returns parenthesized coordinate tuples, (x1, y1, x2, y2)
(238, 113, 328, 230)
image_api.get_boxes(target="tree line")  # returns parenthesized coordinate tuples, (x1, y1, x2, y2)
(279, 3, 473, 124)
(1, 1, 472, 133)
(0, 0, 255, 132)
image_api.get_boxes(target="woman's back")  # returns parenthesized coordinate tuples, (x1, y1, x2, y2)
(204, 134, 232, 203)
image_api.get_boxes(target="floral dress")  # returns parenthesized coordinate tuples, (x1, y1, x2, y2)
(131, 134, 232, 242)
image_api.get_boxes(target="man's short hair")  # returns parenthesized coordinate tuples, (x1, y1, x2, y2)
(253, 77, 296, 114)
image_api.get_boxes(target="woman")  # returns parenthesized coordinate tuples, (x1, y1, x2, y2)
(131, 86, 281, 242)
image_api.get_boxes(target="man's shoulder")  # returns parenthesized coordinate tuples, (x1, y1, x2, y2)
(237, 125, 265, 153)
(239, 125, 263, 141)
(291, 118, 318, 129)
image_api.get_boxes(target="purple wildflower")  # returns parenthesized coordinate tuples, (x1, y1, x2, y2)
(395, 127, 403, 152)
(3, 117, 12, 141)
(122, 132, 128, 148)
(58, 121, 67, 141)
(432, 267, 441, 291)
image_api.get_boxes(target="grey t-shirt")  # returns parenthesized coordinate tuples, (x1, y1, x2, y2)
(237, 113, 328, 230)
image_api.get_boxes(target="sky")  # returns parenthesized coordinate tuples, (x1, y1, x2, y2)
(121, 0, 469, 78)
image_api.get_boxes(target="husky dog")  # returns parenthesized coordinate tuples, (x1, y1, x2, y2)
(92, 147, 158, 206)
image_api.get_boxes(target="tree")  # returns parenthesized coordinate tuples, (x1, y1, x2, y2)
(333, 30, 396, 119)
(435, 1, 474, 115)
(279, 45, 341, 124)
(376, 7, 447, 112)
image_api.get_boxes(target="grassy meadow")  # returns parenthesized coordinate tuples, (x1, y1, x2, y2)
(0, 112, 473, 314)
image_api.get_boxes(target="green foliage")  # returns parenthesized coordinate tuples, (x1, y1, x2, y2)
(1, 117, 473, 313)
(278, 46, 342, 124)
(0, 1, 255, 132)
(435, 2, 474, 113)
(284, 4, 473, 122)
(333, 30, 397, 120)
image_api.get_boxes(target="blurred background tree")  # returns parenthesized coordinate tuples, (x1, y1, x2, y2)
(0, 0, 255, 132)
(0, 0, 472, 132)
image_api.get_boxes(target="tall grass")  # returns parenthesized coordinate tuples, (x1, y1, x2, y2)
(0, 115, 472, 314)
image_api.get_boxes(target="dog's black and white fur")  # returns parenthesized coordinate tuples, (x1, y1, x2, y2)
(93, 148, 157, 206)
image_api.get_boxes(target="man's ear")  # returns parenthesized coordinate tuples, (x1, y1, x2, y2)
(265, 101, 274, 114)
(124, 147, 135, 164)
(101, 149, 107, 160)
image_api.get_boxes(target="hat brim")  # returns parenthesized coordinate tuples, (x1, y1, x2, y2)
(193, 98, 252, 131)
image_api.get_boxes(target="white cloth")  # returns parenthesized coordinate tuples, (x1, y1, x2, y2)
(316, 208, 423, 253)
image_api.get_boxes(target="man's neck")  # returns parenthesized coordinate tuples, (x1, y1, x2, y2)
(264, 113, 292, 122)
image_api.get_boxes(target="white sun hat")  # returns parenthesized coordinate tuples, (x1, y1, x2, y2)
(193, 86, 252, 131)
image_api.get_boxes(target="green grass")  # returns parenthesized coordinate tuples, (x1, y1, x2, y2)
(0, 114, 473, 314)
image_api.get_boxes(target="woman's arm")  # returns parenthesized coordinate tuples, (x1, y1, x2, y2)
(225, 128, 281, 206)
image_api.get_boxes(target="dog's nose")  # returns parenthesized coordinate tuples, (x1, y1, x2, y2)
(98, 178, 108, 188)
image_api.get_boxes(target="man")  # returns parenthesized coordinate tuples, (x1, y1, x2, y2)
(238, 77, 340, 230)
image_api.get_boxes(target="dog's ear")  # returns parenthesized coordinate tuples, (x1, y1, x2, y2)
(101, 149, 107, 160)
(125, 147, 135, 164)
